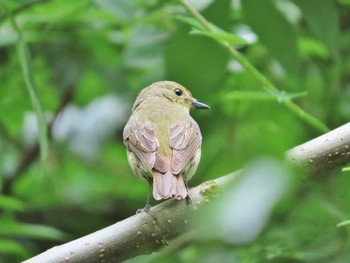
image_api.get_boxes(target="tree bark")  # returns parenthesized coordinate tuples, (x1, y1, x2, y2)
(286, 122, 350, 177)
(22, 122, 350, 263)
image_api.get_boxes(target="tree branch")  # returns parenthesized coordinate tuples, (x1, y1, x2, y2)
(287, 122, 350, 177)
(22, 122, 350, 263)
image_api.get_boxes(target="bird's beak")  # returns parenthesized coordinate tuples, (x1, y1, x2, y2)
(192, 100, 210, 110)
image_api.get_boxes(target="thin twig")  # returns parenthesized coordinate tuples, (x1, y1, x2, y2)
(2, 1, 49, 162)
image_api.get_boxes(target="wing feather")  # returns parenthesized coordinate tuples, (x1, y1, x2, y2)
(169, 118, 202, 175)
(123, 122, 166, 172)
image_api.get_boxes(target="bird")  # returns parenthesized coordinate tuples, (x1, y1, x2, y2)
(123, 81, 210, 203)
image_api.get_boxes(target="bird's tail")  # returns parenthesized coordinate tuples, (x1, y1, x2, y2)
(153, 170, 188, 200)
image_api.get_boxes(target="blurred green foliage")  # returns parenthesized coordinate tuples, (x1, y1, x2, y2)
(1, 0, 350, 262)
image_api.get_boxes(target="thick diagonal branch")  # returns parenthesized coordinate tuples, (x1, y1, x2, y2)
(23, 122, 350, 263)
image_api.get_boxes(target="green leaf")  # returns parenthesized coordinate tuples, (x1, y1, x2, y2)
(174, 15, 206, 31)
(342, 166, 350, 172)
(19, 224, 66, 241)
(225, 91, 275, 101)
(336, 220, 350, 227)
(176, 15, 247, 47)
(0, 239, 29, 256)
(0, 219, 66, 241)
(95, 0, 137, 21)
(298, 37, 330, 59)
(190, 29, 247, 47)
(263, 88, 308, 103)
(294, 0, 339, 58)
(225, 90, 307, 103)
(241, 0, 300, 75)
(338, 0, 350, 5)
(0, 195, 24, 211)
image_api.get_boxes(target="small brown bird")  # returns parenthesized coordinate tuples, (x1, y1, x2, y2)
(123, 81, 209, 201)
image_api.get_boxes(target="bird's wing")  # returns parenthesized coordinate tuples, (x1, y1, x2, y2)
(123, 123, 167, 173)
(169, 118, 202, 175)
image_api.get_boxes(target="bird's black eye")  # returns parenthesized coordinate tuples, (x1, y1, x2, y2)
(174, 88, 183, 96)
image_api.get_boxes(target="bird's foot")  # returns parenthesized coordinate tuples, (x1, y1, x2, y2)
(185, 195, 192, 205)
(136, 203, 152, 214)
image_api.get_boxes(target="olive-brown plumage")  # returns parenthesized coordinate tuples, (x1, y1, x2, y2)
(123, 81, 209, 200)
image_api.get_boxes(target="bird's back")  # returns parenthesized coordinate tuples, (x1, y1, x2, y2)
(123, 81, 207, 200)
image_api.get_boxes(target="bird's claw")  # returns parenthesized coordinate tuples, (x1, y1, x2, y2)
(185, 195, 192, 205)
(136, 203, 152, 214)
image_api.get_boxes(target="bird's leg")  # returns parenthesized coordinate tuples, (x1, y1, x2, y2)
(185, 182, 192, 205)
(136, 185, 152, 214)
(144, 190, 152, 212)
(185, 195, 192, 205)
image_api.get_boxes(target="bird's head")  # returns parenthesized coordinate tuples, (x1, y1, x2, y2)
(133, 81, 210, 112)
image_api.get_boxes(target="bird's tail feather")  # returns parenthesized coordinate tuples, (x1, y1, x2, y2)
(153, 171, 188, 200)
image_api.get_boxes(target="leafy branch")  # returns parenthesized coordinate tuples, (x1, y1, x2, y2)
(178, 0, 330, 133)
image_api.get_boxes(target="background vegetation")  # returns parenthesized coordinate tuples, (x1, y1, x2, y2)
(1, 0, 350, 262)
